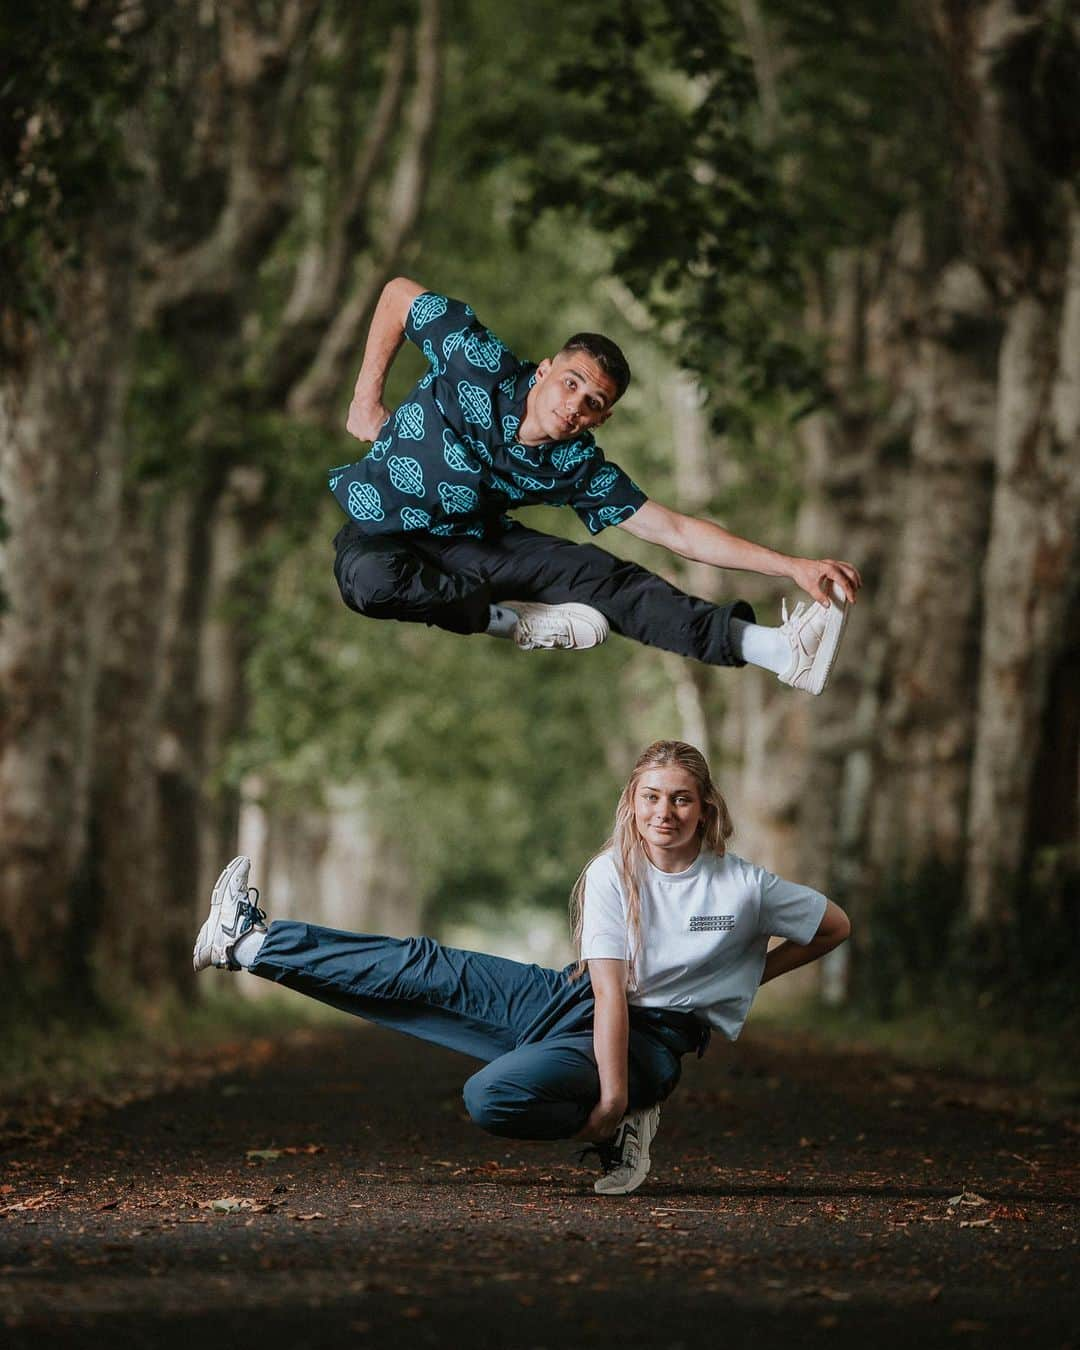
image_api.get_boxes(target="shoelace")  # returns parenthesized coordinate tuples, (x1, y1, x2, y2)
(780, 598, 809, 628)
(577, 1138, 622, 1175)
(237, 888, 267, 929)
(515, 617, 569, 649)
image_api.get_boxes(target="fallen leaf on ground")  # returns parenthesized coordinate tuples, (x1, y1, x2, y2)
(0, 1191, 58, 1213)
(292, 1212, 327, 1221)
(246, 1149, 282, 1162)
(198, 1196, 263, 1213)
(947, 1192, 988, 1209)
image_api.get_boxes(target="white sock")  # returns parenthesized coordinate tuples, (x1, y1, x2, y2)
(485, 604, 519, 638)
(232, 928, 267, 968)
(730, 617, 791, 676)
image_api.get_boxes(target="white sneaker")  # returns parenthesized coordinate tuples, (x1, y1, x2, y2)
(509, 601, 609, 652)
(192, 855, 267, 973)
(593, 1104, 661, 1196)
(776, 582, 849, 696)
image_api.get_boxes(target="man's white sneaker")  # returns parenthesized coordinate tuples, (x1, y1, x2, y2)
(593, 1104, 661, 1196)
(776, 582, 849, 696)
(192, 855, 267, 973)
(509, 601, 609, 652)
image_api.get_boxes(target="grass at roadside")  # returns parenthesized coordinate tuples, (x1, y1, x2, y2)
(0, 985, 343, 1132)
(754, 995, 1079, 1115)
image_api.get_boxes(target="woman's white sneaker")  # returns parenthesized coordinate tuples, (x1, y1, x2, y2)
(776, 582, 849, 696)
(192, 855, 267, 972)
(593, 1104, 662, 1195)
(510, 601, 609, 652)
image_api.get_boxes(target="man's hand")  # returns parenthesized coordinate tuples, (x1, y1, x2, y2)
(787, 556, 862, 607)
(576, 1097, 628, 1143)
(346, 397, 391, 443)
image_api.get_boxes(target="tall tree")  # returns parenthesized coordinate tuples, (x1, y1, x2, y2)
(0, 0, 444, 1005)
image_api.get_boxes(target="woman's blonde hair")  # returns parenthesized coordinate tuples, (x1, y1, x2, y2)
(569, 740, 734, 984)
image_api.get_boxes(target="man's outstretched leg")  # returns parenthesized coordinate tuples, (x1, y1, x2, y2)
(432, 525, 850, 694)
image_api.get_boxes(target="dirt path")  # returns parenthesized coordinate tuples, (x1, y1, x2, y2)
(1, 1021, 1076, 1349)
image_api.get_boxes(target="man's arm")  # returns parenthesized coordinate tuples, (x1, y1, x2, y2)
(617, 499, 862, 607)
(345, 276, 426, 442)
(576, 958, 630, 1141)
(759, 899, 851, 986)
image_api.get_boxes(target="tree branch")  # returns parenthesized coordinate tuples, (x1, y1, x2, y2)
(286, 0, 443, 421)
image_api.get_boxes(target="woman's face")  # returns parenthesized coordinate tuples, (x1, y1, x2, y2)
(632, 766, 704, 865)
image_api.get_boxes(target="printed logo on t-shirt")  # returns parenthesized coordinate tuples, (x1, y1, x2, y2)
(688, 915, 736, 932)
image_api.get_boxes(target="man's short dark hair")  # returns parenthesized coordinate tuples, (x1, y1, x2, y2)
(558, 333, 631, 404)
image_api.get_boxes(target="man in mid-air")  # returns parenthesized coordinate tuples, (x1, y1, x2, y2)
(328, 277, 860, 693)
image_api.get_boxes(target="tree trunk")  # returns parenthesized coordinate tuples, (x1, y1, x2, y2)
(0, 228, 135, 999)
(966, 199, 1080, 934)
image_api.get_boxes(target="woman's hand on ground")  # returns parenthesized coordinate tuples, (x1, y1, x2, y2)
(575, 1098, 628, 1143)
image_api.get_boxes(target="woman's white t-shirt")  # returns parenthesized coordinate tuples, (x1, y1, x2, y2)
(579, 848, 828, 1041)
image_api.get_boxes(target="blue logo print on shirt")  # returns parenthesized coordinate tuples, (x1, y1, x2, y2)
(438, 481, 479, 515)
(443, 328, 468, 360)
(442, 429, 480, 474)
(587, 503, 636, 531)
(511, 472, 556, 493)
(586, 464, 619, 498)
(399, 506, 432, 531)
(465, 332, 505, 372)
(462, 432, 492, 466)
(388, 455, 425, 497)
(501, 413, 520, 443)
(507, 442, 542, 469)
(411, 293, 448, 327)
(395, 403, 425, 441)
(457, 381, 493, 428)
(499, 373, 517, 399)
(419, 340, 445, 389)
(488, 473, 526, 500)
(551, 440, 594, 472)
(348, 482, 384, 522)
(367, 436, 392, 462)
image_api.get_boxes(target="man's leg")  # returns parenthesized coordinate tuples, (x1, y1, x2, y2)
(333, 522, 492, 635)
(437, 525, 755, 667)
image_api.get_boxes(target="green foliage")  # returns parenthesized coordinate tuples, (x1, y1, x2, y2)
(0, 0, 141, 321)
(228, 506, 680, 921)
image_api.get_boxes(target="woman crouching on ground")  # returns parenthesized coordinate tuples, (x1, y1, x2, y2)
(193, 740, 850, 1194)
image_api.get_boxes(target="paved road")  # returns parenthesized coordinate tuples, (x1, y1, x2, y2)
(1, 1020, 1076, 1348)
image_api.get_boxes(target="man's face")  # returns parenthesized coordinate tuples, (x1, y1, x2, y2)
(529, 351, 618, 442)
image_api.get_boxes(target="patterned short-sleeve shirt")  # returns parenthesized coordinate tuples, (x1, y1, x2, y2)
(327, 293, 647, 538)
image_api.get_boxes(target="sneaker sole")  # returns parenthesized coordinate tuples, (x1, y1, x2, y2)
(192, 855, 249, 972)
(805, 593, 849, 696)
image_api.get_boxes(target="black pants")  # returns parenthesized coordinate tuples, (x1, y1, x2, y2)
(333, 521, 755, 667)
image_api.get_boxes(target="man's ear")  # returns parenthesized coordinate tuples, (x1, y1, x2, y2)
(534, 357, 552, 380)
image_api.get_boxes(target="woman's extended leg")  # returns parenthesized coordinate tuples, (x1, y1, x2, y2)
(195, 857, 567, 1064)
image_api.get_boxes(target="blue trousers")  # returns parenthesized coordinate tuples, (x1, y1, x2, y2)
(250, 921, 707, 1140)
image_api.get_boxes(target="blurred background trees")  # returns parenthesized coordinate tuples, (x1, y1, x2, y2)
(2, 0, 1077, 1036)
